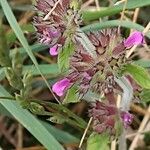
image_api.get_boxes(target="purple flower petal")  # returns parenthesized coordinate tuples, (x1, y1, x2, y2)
(52, 78, 71, 96)
(124, 31, 144, 48)
(49, 44, 59, 56)
(121, 112, 133, 128)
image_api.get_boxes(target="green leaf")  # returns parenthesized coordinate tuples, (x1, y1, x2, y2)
(11, 49, 23, 75)
(134, 60, 150, 68)
(0, 64, 60, 81)
(6, 24, 35, 44)
(17, 44, 48, 54)
(0, 103, 79, 144)
(0, 85, 64, 150)
(23, 64, 60, 76)
(58, 40, 75, 72)
(82, 20, 150, 39)
(0, 23, 11, 67)
(63, 85, 79, 104)
(87, 132, 109, 150)
(49, 115, 66, 124)
(5, 68, 23, 90)
(0, 0, 51, 95)
(82, 0, 150, 21)
(29, 102, 45, 114)
(140, 89, 150, 103)
(0, 68, 5, 81)
(41, 120, 79, 144)
(121, 64, 150, 89)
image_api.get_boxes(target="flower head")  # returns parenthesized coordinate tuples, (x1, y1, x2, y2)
(89, 101, 133, 136)
(52, 78, 71, 96)
(124, 31, 144, 48)
(33, 16, 61, 46)
(33, 0, 81, 49)
(89, 101, 119, 135)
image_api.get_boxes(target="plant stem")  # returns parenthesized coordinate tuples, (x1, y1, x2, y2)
(31, 99, 87, 129)
(78, 117, 93, 148)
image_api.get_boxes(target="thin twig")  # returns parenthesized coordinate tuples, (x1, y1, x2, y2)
(118, 0, 128, 32)
(120, 0, 128, 21)
(95, 0, 101, 22)
(17, 124, 23, 149)
(81, 0, 94, 10)
(131, 104, 150, 116)
(111, 140, 116, 150)
(129, 106, 150, 150)
(126, 130, 150, 138)
(43, 0, 61, 20)
(95, 0, 100, 10)
(130, 8, 140, 33)
(34, 52, 54, 64)
(78, 117, 93, 149)
(132, 8, 140, 23)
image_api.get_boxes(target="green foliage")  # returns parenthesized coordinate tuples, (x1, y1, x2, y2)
(11, 49, 23, 75)
(87, 132, 109, 150)
(140, 89, 150, 103)
(0, 85, 64, 150)
(63, 85, 79, 104)
(82, 0, 150, 21)
(15, 93, 30, 109)
(1, 0, 150, 148)
(134, 60, 150, 68)
(115, 117, 123, 137)
(29, 102, 45, 114)
(21, 72, 33, 99)
(121, 64, 150, 89)
(0, 23, 11, 67)
(49, 115, 66, 124)
(82, 20, 150, 39)
(70, 0, 81, 10)
(6, 24, 35, 44)
(5, 68, 23, 90)
(0, 0, 51, 93)
(0, 102, 79, 144)
(58, 39, 75, 72)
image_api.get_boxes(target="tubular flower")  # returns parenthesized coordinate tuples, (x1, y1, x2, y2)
(49, 44, 60, 56)
(52, 78, 71, 96)
(124, 31, 144, 48)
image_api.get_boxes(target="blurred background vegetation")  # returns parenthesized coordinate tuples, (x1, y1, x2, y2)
(0, 0, 150, 149)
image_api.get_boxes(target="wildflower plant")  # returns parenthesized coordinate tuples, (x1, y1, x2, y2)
(32, 0, 150, 148)
(0, 0, 150, 149)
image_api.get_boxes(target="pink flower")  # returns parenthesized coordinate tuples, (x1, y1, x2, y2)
(52, 78, 71, 96)
(121, 112, 133, 128)
(49, 44, 59, 56)
(124, 31, 144, 48)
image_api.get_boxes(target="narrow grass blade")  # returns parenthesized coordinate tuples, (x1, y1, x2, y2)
(82, 20, 150, 39)
(82, 0, 150, 21)
(0, 85, 64, 150)
(0, 0, 59, 103)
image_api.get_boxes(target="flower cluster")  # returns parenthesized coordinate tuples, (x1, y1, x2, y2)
(89, 101, 133, 136)
(52, 30, 144, 97)
(51, 30, 144, 137)
(34, 0, 144, 139)
(33, 0, 81, 55)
